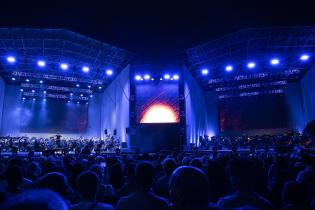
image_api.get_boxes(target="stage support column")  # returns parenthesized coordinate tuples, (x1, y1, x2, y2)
(178, 64, 187, 149)
(129, 63, 137, 150)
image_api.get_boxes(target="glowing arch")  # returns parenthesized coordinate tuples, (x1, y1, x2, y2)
(140, 104, 178, 123)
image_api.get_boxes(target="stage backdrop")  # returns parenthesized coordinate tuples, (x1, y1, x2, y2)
(219, 95, 288, 132)
(136, 81, 179, 123)
(101, 65, 130, 144)
(301, 65, 315, 126)
(0, 84, 101, 138)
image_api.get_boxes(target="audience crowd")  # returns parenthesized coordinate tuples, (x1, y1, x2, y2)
(0, 121, 314, 210)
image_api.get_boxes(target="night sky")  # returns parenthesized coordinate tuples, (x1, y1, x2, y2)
(1, 0, 315, 61)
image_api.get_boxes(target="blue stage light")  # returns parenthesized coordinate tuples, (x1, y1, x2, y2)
(201, 68, 209, 75)
(20, 89, 23, 92)
(98, 86, 102, 90)
(43, 91, 47, 94)
(33, 98, 36, 101)
(26, 79, 30, 82)
(11, 77, 16, 81)
(7, 56, 16, 63)
(82, 66, 90, 73)
(300, 54, 310, 61)
(270, 58, 280, 65)
(43, 98, 46, 102)
(37, 60, 46, 67)
(151, 78, 154, 81)
(70, 93, 73, 96)
(80, 94, 83, 97)
(67, 100, 70, 103)
(39, 80, 43, 84)
(135, 75, 142, 81)
(32, 90, 35, 93)
(76, 84, 80, 87)
(173, 74, 179, 80)
(60, 63, 69, 70)
(86, 102, 89, 105)
(88, 85, 91, 88)
(160, 78, 163, 81)
(225, 65, 233, 72)
(164, 74, 171, 80)
(22, 97, 25, 100)
(106, 69, 113, 76)
(144, 74, 151, 80)
(90, 95, 93, 98)
(247, 62, 256, 69)
(77, 101, 79, 104)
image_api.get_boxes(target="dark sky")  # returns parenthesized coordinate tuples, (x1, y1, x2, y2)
(1, 0, 315, 61)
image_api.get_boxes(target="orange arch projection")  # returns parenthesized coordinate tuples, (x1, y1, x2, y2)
(140, 104, 179, 123)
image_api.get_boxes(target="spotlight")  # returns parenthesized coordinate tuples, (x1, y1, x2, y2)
(247, 62, 256, 69)
(86, 102, 89, 105)
(6, 56, 16, 63)
(32, 90, 35, 93)
(11, 77, 16, 81)
(270, 58, 280, 65)
(22, 97, 25, 100)
(144, 74, 151, 80)
(76, 84, 80, 87)
(37, 60, 46, 67)
(160, 78, 163, 81)
(33, 98, 36, 101)
(67, 100, 70, 103)
(20, 89, 24, 92)
(60, 63, 69, 70)
(173, 74, 179, 80)
(151, 78, 155, 81)
(26, 79, 30, 82)
(39, 80, 43, 84)
(300, 54, 310, 61)
(80, 94, 83, 97)
(225, 65, 233, 72)
(70, 93, 73, 96)
(98, 86, 102, 90)
(43, 91, 47, 94)
(201, 68, 209, 75)
(106, 69, 113, 76)
(135, 75, 142, 81)
(43, 98, 46, 102)
(164, 74, 170, 80)
(82, 66, 90, 73)
(77, 101, 80, 104)
(90, 95, 93, 98)
(88, 85, 91, 88)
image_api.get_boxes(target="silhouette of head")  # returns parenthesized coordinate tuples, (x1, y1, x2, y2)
(0, 189, 68, 210)
(76, 171, 99, 201)
(169, 166, 209, 209)
(37, 172, 69, 198)
(6, 165, 24, 189)
(135, 161, 154, 191)
(226, 158, 257, 191)
(162, 158, 177, 176)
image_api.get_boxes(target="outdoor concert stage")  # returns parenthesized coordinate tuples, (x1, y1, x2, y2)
(0, 27, 315, 152)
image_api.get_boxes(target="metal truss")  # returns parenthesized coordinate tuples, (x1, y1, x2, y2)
(13, 71, 103, 85)
(22, 91, 89, 101)
(21, 83, 93, 94)
(0, 28, 134, 93)
(184, 27, 315, 94)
